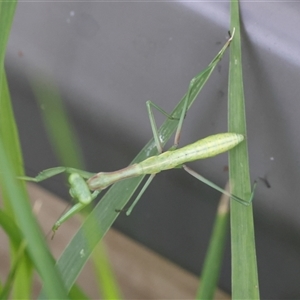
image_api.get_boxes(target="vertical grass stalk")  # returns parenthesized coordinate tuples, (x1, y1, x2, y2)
(229, 1, 260, 298)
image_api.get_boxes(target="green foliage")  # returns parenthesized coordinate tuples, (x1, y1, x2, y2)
(196, 193, 230, 299)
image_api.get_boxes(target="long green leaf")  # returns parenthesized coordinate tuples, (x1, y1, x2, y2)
(92, 242, 122, 299)
(0, 138, 69, 299)
(0, 3, 32, 299)
(38, 36, 233, 297)
(196, 187, 230, 299)
(229, 1, 260, 298)
(31, 76, 85, 168)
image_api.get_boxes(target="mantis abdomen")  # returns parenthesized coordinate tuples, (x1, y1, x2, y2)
(87, 133, 244, 191)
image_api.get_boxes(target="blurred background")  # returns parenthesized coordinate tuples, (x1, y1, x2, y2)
(6, 2, 300, 298)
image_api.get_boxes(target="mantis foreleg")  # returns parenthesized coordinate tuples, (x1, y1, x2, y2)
(52, 189, 100, 235)
(19, 168, 99, 235)
(19, 167, 95, 182)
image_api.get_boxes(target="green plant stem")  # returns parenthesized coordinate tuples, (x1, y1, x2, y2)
(196, 185, 230, 299)
(229, 1, 260, 298)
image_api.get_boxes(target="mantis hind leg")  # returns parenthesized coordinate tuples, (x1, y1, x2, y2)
(183, 165, 256, 205)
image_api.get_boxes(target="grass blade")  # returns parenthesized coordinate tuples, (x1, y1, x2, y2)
(229, 1, 260, 298)
(196, 184, 230, 299)
(0, 4, 33, 293)
(31, 76, 85, 168)
(92, 242, 122, 299)
(0, 138, 69, 299)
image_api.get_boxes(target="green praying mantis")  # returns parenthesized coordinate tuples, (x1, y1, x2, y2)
(20, 98, 255, 234)
(20, 28, 255, 235)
